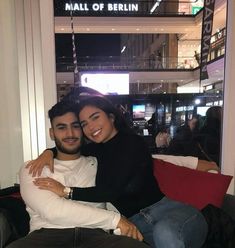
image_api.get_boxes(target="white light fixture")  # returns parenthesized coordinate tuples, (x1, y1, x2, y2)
(195, 99, 201, 105)
(121, 46, 126, 53)
(150, 0, 162, 14)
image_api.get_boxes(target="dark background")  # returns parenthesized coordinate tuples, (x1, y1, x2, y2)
(55, 34, 121, 58)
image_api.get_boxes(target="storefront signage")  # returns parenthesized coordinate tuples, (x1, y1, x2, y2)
(200, 0, 215, 80)
(176, 106, 194, 112)
(65, 2, 139, 12)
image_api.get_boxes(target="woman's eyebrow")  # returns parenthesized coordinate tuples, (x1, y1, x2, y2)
(89, 111, 100, 118)
(80, 111, 100, 122)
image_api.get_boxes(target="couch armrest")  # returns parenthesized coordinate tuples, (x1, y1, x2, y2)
(0, 211, 12, 248)
(221, 194, 235, 221)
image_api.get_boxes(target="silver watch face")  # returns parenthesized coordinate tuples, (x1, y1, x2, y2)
(64, 187, 70, 195)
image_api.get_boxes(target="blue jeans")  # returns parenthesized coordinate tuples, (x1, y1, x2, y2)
(129, 197, 208, 248)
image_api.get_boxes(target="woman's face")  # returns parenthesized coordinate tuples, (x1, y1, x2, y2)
(79, 105, 118, 143)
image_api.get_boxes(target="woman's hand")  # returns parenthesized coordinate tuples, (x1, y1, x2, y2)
(116, 216, 143, 241)
(26, 150, 54, 177)
(33, 177, 66, 197)
(197, 160, 220, 173)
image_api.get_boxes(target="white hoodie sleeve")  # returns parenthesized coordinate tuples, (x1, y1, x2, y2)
(152, 154, 198, 170)
(20, 164, 120, 230)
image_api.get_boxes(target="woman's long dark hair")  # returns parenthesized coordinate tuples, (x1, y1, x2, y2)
(77, 96, 133, 134)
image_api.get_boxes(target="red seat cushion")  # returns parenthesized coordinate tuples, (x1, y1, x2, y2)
(153, 159, 233, 210)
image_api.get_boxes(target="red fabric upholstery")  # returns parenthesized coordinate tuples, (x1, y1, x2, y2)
(153, 159, 233, 210)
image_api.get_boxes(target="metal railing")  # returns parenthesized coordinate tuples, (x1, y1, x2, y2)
(56, 55, 199, 71)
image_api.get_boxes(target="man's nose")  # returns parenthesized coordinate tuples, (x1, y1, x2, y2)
(66, 127, 74, 136)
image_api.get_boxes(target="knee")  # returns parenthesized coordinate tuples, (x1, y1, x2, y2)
(153, 211, 208, 248)
(153, 220, 180, 245)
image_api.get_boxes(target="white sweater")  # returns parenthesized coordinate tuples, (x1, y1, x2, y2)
(20, 156, 120, 232)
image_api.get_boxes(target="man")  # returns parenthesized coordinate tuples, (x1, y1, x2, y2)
(7, 101, 149, 248)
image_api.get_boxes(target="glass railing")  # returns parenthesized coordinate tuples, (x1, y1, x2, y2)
(54, 0, 202, 17)
(56, 55, 196, 71)
(56, 52, 225, 72)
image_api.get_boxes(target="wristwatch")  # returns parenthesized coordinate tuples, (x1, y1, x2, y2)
(63, 187, 71, 199)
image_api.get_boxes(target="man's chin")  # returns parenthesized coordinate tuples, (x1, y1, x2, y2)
(58, 147, 80, 155)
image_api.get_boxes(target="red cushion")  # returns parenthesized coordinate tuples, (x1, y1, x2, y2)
(153, 159, 233, 210)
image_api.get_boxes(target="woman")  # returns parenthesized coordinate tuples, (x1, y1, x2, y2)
(30, 96, 208, 248)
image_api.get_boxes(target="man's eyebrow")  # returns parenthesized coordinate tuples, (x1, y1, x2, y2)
(72, 121, 80, 125)
(55, 123, 66, 127)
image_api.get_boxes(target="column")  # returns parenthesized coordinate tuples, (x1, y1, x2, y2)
(0, 0, 56, 188)
(221, 0, 235, 194)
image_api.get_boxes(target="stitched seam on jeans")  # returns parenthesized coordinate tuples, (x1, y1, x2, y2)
(139, 211, 154, 224)
(179, 213, 198, 247)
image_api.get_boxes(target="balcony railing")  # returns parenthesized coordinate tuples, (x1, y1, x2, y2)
(56, 53, 226, 72)
(56, 55, 198, 71)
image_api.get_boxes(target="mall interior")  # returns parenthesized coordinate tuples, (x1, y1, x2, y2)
(0, 0, 235, 195)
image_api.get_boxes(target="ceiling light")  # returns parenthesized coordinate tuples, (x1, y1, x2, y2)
(60, 28, 65, 31)
(121, 46, 126, 53)
(111, 28, 115, 31)
(136, 28, 140, 31)
(150, 0, 163, 14)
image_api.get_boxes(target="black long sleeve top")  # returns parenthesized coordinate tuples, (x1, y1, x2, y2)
(72, 132, 164, 217)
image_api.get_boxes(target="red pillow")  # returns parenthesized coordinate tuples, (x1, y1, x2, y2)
(153, 159, 233, 210)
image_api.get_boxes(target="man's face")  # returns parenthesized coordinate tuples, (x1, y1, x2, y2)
(50, 112, 82, 159)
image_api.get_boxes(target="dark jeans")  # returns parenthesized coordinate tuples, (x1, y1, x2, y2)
(6, 227, 150, 248)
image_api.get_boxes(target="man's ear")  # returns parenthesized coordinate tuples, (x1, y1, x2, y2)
(49, 128, 55, 141)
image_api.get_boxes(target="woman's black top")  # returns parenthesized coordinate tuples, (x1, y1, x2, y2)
(74, 132, 164, 217)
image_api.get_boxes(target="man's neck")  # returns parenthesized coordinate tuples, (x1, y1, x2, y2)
(56, 151, 80, 161)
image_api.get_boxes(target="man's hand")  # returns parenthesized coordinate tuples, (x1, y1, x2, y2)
(117, 216, 143, 241)
(33, 177, 66, 197)
(26, 150, 54, 177)
(197, 160, 220, 173)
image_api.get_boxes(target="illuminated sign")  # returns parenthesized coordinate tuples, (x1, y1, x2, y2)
(65, 2, 139, 12)
(176, 106, 194, 112)
(192, 6, 202, 15)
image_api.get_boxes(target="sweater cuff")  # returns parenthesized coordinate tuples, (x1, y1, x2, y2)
(111, 213, 121, 230)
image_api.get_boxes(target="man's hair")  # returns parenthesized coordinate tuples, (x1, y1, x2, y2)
(48, 101, 78, 124)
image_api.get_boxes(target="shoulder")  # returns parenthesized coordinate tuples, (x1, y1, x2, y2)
(80, 155, 97, 166)
(79, 156, 98, 170)
(119, 133, 150, 157)
(76, 156, 98, 178)
(81, 142, 99, 156)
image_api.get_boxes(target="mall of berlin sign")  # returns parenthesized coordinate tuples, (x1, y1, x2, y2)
(65, 2, 139, 12)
